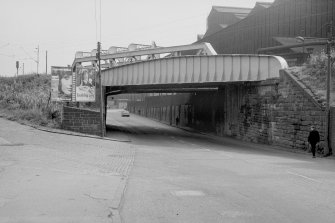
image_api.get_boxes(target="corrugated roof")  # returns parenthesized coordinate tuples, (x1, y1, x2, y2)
(248, 1, 273, 16)
(272, 0, 288, 6)
(235, 14, 249, 20)
(273, 36, 326, 53)
(212, 6, 251, 14)
(219, 24, 229, 29)
(256, 2, 273, 8)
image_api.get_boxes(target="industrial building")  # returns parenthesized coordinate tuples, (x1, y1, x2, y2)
(198, 0, 334, 64)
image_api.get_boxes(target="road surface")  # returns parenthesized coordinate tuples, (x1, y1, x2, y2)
(0, 117, 134, 223)
(106, 109, 335, 223)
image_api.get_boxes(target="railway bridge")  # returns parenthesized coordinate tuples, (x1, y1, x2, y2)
(64, 43, 330, 152)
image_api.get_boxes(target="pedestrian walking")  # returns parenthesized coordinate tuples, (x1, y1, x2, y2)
(308, 125, 320, 158)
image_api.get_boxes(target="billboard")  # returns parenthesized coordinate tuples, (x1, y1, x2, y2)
(51, 66, 73, 101)
(74, 67, 96, 102)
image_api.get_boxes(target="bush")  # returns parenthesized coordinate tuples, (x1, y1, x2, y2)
(0, 74, 62, 127)
(290, 50, 335, 106)
(307, 49, 335, 77)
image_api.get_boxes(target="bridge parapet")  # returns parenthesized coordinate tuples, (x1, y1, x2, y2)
(102, 54, 288, 87)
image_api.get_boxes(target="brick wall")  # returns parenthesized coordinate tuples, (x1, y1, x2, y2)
(62, 106, 104, 136)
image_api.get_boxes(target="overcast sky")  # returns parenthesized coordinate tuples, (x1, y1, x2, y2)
(0, 0, 273, 77)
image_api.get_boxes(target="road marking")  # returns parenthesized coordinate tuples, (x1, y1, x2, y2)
(171, 190, 205, 197)
(0, 137, 11, 145)
(287, 171, 322, 183)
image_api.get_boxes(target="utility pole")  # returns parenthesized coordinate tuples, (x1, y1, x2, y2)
(46, 50, 48, 74)
(23, 63, 24, 75)
(16, 61, 19, 77)
(97, 42, 104, 137)
(326, 21, 334, 156)
(36, 45, 39, 74)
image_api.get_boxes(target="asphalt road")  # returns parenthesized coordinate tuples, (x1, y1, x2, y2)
(0, 117, 134, 223)
(106, 109, 335, 223)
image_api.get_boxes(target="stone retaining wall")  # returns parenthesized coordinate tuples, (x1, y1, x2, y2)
(330, 107, 335, 152)
(271, 70, 326, 150)
(128, 70, 328, 153)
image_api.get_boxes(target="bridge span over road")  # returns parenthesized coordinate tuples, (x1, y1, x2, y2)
(66, 42, 330, 153)
(99, 53, 303, 151)
(68, 43, 329, 153)
(101, 54, 288, 94)
(67, 44, 291, 141)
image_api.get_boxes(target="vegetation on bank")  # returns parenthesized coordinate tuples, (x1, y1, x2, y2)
(289, 52, 335, 106)
(0, 74, 61, 127)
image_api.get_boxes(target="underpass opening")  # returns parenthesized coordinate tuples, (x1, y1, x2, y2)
(102, 54, 290, 147)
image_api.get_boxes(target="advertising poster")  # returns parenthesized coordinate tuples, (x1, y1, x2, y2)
(51, 66, 73, 101)
(75, 67, 96, 102)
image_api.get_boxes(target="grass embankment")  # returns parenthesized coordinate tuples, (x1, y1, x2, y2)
(288, 53, 335, 107)
(0, 74, 61, 127)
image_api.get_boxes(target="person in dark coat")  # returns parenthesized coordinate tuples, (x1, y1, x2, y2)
(176, 116, 180, 126)
(308, 125, 320, 158)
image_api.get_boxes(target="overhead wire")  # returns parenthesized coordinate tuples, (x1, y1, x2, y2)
(100, 0, 102, 42)
(0, 43, 10, 49)
(0, 53, 15, 58)
(19, 46, 37, 62)
(4, 11, 206, 52)
(11, 2, 333, 54)
(95, 0, 98, 42)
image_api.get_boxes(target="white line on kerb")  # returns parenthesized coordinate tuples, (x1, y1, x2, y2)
(287, 171, 322, 183)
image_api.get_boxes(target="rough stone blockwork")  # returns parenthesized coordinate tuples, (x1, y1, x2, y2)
(62, 106, 103, 136)
(271, 70, 325, 150)
(238, 70, 326, 150)
(331, 107, 335, 151)
(128, 70, 327, 152)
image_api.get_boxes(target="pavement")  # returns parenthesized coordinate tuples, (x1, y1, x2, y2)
(172, 124, 335, 159)
(0, 117, 135, 223)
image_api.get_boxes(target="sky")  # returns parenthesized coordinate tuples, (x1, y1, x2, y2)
(0, 0, 274, 77)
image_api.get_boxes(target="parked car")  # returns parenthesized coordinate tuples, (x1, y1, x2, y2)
(121, 110, 130, 117)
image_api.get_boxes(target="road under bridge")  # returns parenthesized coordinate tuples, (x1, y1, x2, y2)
(64, 43, 330, 152)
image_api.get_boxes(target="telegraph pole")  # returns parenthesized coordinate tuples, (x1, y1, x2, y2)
(16, 61, 19, 77)
(36, 45, 39, 74)
(97, 42, 104, 137)
(326, 21, 334, 156)
(46, 50, 48, 74)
